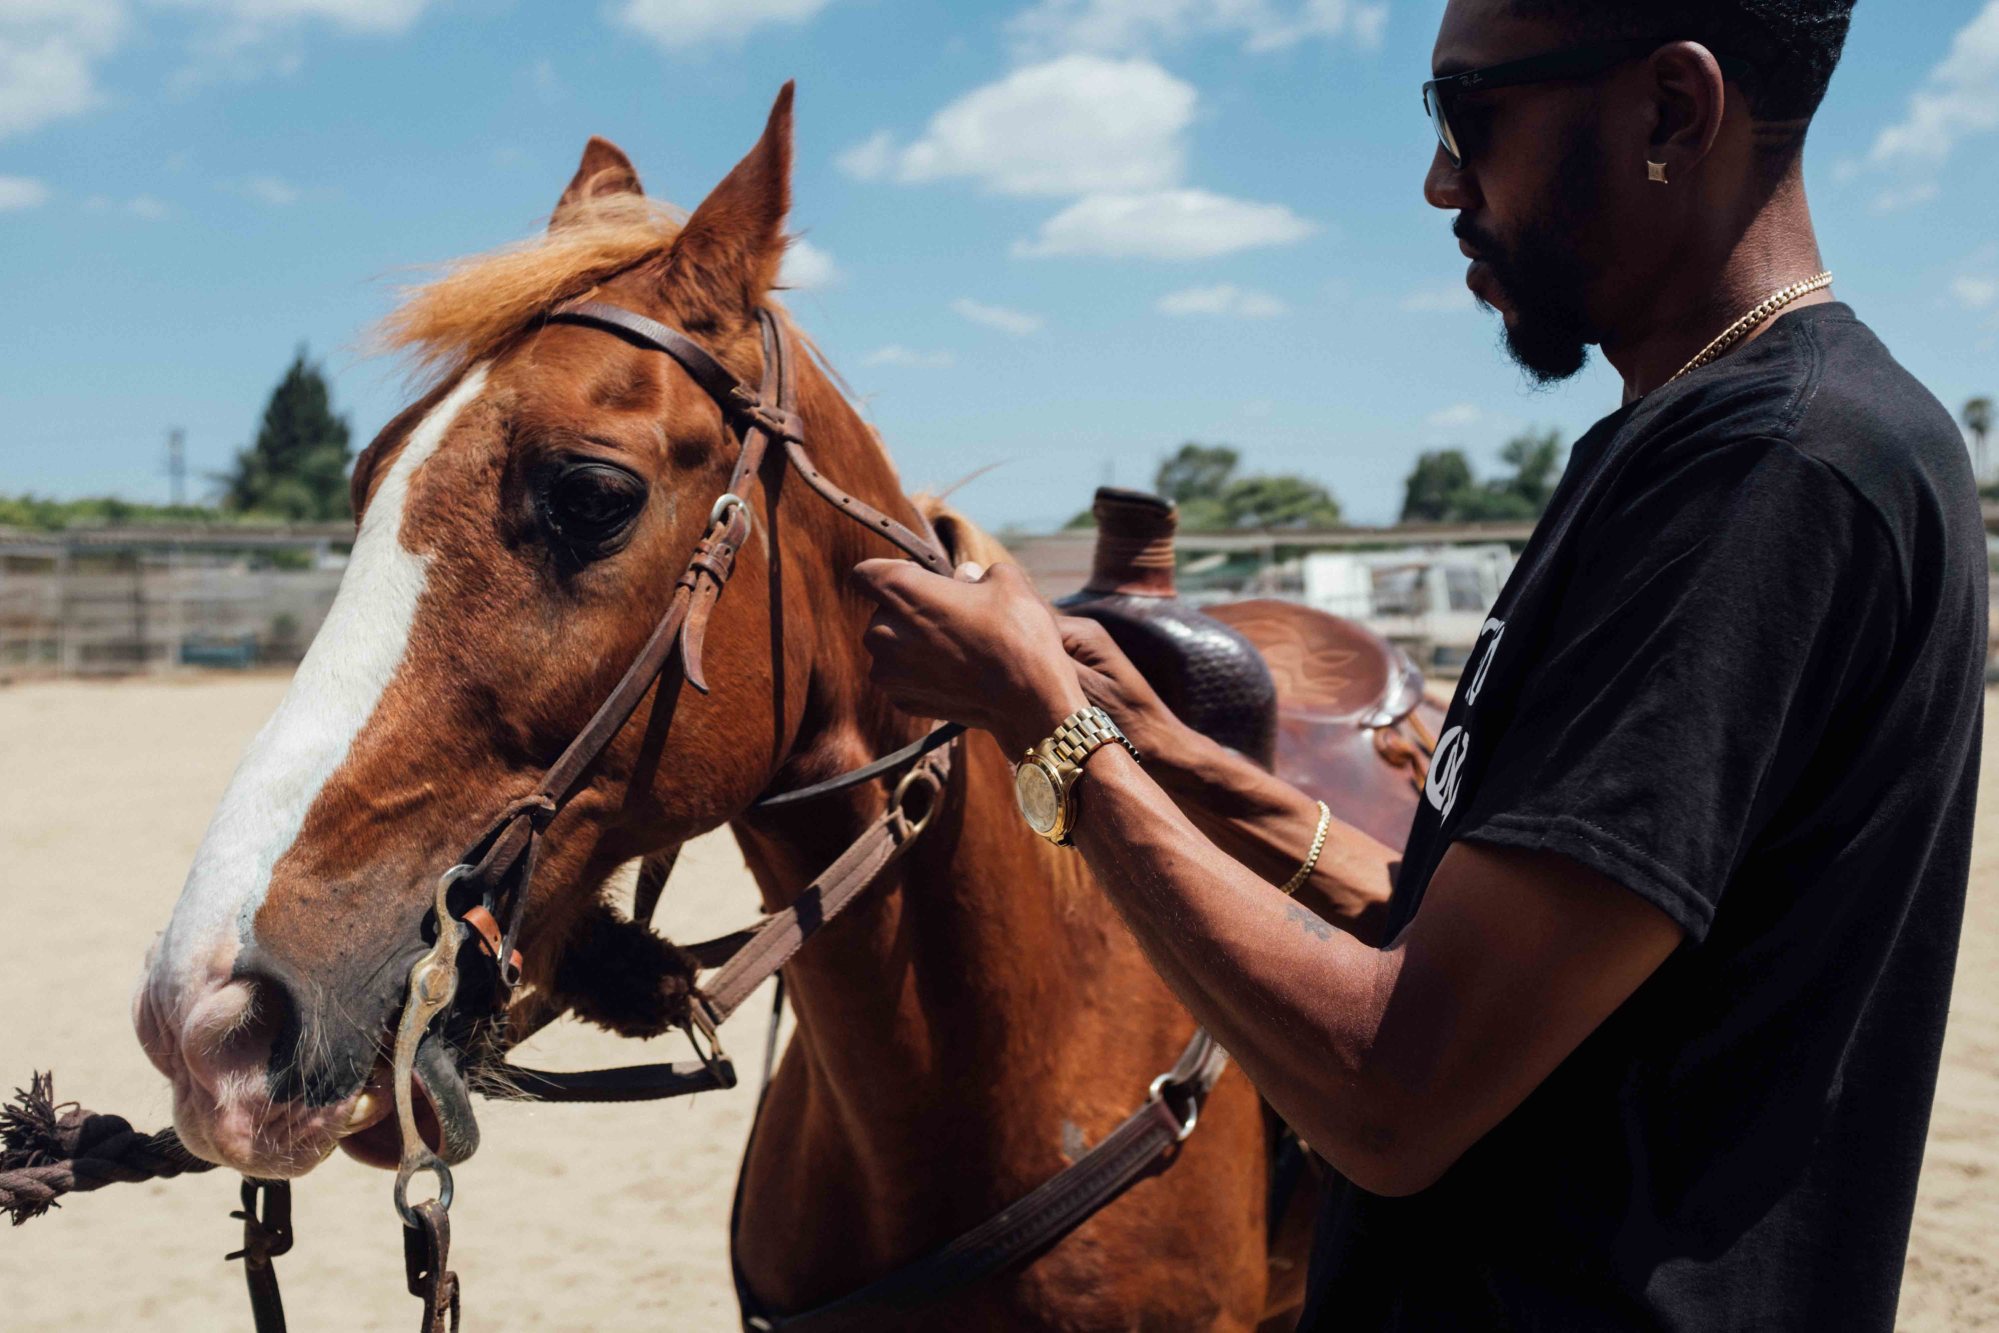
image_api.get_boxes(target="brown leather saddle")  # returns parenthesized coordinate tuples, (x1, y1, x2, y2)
(1062, 489, 1440, 850)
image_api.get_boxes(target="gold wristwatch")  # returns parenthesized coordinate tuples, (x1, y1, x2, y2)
(1013, 705, 1140, 846)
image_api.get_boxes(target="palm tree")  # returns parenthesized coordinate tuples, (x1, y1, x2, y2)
(1965, 396, 1994, 486)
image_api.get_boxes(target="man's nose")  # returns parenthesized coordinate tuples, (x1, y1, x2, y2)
(1424, 144, 1477, 211)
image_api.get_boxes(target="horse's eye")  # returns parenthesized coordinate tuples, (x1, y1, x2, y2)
(539, 461, 647, 555)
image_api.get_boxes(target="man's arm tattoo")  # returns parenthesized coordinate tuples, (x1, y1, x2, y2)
(1283, 896, 1336, 941)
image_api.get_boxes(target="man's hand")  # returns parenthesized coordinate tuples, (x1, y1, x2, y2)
(853, 558, 1087, 755)
(1056, 616, 1189, 769)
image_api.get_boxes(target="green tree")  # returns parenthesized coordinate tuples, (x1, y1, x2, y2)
(1067, 442, 1343, 530)
(1498, 428, 1564, 510)
(0, 494, 223, 530)
(1450, 485, 1537, 522)
(1965, 396, 1993, 485)
(1401, 449, 1476, 522)
(222, 347, 353, 521)
(1155, 443, 1241, 506)
(1401, 430, 1564, 523)
(1221, 474, 1342, 528)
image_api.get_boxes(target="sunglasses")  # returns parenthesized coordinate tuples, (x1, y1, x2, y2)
(1422, 37, 1747, 169)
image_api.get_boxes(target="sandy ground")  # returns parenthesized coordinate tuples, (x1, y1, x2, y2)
(0, 675, 1994, 1330)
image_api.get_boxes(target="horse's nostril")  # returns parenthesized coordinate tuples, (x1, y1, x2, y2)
(235, 976, 292, 1063)
(231, 966, 306, 1076)
(178, 974, 289, 1095)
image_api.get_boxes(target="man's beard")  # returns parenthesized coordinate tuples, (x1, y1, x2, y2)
(1457, 129, 1600, 384)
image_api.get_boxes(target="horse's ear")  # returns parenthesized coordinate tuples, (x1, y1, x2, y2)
(666, 81, 793, 325)
(551, 136, 643, 230)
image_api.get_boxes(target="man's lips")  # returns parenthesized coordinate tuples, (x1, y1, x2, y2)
(1466, 259, 1500, 308)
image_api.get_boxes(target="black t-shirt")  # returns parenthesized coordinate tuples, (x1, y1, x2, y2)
(1301, 304, 1986, 1331)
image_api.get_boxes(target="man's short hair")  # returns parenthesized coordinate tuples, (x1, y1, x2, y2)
(1509, 1, 1857, 126)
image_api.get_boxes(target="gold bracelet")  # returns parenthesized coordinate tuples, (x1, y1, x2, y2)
(1279, 800, 1332, 896)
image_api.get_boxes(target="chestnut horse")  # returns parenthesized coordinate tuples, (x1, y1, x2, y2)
(134, 88, 1314, 1328)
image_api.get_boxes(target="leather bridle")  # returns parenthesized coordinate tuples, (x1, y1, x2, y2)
(382, 298, 1226, 1333)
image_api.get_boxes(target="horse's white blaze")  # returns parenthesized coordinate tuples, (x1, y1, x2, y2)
(146, 365, 490, 1001)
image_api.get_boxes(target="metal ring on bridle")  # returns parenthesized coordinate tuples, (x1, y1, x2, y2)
(394, 1160, 454, 1229)
(710, 492, 751, 533)
(1148, 1072, 1201, 1143)
(890, 762, 943, 841)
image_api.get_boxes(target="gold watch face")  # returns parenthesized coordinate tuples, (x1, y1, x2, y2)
(1014, 760, 1062, 837)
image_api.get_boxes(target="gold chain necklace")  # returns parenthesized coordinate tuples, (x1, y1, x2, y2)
(1666, 271, 1834, 385)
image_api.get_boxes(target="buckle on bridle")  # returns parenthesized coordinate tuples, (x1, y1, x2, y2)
(709, 491, 752, 534)
(1147, 1072, 1201, 1143)
(685, 999, 736, 1088)
(889, 760, 944, 842)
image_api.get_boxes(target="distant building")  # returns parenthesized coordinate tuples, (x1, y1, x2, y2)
(1291, 546, 1515, 669)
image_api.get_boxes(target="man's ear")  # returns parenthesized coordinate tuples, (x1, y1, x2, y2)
(664, 82, 794, 327)
(551, 136, 644, 230)
(1644, 41, 1729, 176)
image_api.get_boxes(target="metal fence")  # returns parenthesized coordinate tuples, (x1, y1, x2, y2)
(0, 526, 350, 679)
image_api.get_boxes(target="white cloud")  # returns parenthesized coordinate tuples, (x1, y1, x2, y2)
(150, 0, 433, 33)
(838, 54, 1194, 197)
(862, 345, 956, 368)
(238, 173, 300, 205)
(0, 0, 126, 141)
(1860, 1, 1999, 193)
(527, 56, 561, 102)
(147, 0, 440, 90)
(1155, 282, 1286, 317)
(611, 0, 833, 49)
(1955, 274, 1999, 311)
(1400, 282, 1474, 313)
(1870, 181, 1939, 214)
(0, 173, 49, 209)
(1014, 188, 1315, 260)
(87, 191, 173, 220)
(1424, 403, 1482, 432)
(779, 237, 840, 290)
(1008, 0, 1387, 57)
(951, 297, 1043, 335)
(836, 130, 895, 181)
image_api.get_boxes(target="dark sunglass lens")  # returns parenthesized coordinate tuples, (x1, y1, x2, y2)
(1424, 86, 1462, 167)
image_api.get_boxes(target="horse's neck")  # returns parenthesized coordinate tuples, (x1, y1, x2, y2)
(735, 722, 1097, 1102)
(731, 365, 1111, 1123)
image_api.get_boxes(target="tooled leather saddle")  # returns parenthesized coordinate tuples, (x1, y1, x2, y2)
(1059, 489, 1442, 850)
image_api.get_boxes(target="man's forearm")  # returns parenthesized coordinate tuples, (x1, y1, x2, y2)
(1069, 744, 1423, 1193)
(852, 558, 1683, 1201)
(1143, 720, 1400, 941)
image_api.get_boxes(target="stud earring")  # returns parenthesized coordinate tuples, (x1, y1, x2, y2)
(1647, 160, 1669, 184)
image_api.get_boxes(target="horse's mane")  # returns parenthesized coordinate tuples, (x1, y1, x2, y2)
(373, 189, 688, 375)
(913, 495, 1012, 572)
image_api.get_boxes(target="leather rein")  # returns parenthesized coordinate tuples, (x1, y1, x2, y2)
(381, 297, 1226, 1333)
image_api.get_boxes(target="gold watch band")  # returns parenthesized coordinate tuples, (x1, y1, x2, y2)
(1012, 706, 1141, 847)
(1044, 705, 1142, 769)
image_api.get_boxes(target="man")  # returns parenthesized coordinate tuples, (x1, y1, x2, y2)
(854, 0, 1986, 1326)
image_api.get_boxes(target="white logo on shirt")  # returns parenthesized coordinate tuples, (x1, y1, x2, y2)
(1466, 617, 1507, 706)
(1426, 725, 1471, 819)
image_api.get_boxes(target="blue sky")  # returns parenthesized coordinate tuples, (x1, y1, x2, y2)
(3, 0, 1997, 530)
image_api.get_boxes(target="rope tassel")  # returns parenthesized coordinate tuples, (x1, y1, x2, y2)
(0, 1072, 215, 1224)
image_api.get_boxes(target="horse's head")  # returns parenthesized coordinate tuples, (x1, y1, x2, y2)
(136, 86, 912, 1177)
